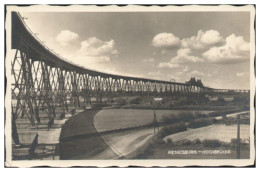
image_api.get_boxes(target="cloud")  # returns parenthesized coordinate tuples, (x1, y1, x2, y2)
(200, 30, 224, 45)
(187, 70, 206, 77)
(157, 48, 203, 69)
(160, 49, 170, 54)
(182, 30, 223, 49)
(202, 34, 250, 64)
(142, 58, 155, 63)
(152, 33, 180, 48)
(236, 72, 245, 77)
(171, 48, 204, 63)
(148, 71, 161, 75)
(79, 37, 119, 63)
(56, 30, 79, 46)
(158, 62, 180, 69)
(183, 66, 189, 72)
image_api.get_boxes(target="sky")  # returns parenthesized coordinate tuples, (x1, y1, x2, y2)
(20, 12, 251, 89)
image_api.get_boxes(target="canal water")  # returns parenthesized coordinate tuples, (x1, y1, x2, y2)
(94, 109, 213, 132)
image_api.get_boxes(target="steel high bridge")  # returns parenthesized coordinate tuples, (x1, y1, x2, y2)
(10, 12, 249, 138)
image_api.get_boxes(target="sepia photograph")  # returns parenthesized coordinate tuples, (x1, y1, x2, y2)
(4, 4, 255, 167)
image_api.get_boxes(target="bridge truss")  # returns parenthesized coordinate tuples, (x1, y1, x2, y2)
(10, 12, 249, 137)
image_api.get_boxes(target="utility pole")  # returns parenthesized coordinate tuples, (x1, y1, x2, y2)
(153, 110, 159, 134)
(237, 114, 240, 159)
(153, 98, 161, 135)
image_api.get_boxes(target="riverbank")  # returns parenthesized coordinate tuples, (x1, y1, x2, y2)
(164, 124, 250, 143)
(133, 111, 250, 159)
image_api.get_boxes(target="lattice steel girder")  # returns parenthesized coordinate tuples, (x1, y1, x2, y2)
(12, 49, 36, 125)
(56, 67, 68, 111)
(70, 71, 80, 107)
(39, 60, 56, 119)
(12, 11, 244, 97)
(13, 12, 248, 133)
